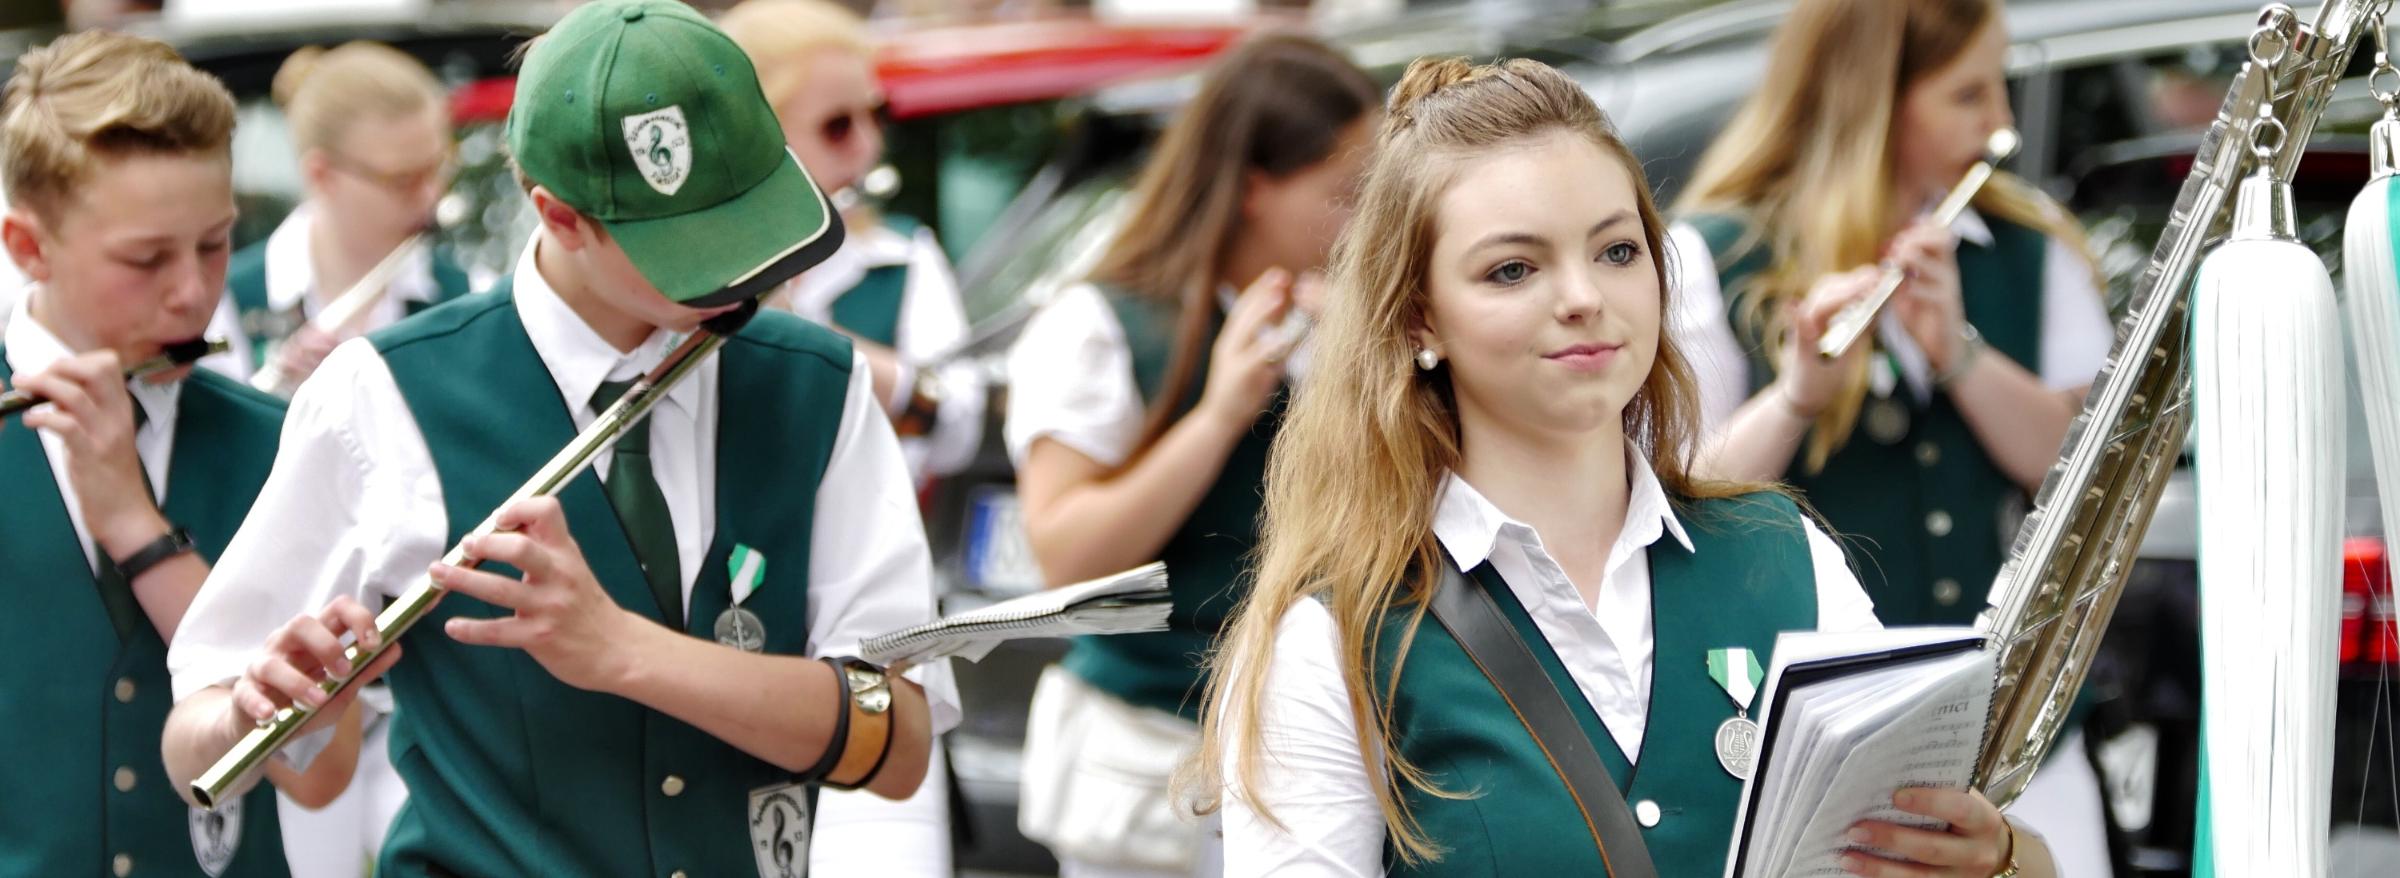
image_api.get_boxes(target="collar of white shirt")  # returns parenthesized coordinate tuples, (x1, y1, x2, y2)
(1952, 207, 1997, 248)
(4, 289, 179, 431)
(1431, 446, 1695, 573)
(508, 241, 705, 420)
(777, 219, 915, 317)
(264, 202, 441, 314)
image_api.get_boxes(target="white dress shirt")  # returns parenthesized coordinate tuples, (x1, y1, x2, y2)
(774, 219, 985, 482)
(1666, 210, 2116, 432)
(1003, 282, 1278, 470)
(198, 204, 445, 388)
(167, 241, 961, 737)
(5, 293, 178, 573)
(1218, 456, 1882, 877)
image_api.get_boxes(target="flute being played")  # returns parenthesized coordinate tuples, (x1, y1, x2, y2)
(0, 337, 227, 418)
(1816, 126, 2020, 359)
(191, 304, 746, 806)
(246, 232, 425, 398)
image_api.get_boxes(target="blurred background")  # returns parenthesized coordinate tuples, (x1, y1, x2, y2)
(3, 1, 2396, 875)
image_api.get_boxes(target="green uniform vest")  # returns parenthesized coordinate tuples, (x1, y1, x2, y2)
(0, 358, 289, 878)
(822, 216, 921, 349)
(367, 291, 850, 877)
(226, 238, 476, 372)
(1376, 492, 1818, 877)
(1686, 213, 2046, 626)
(1056, 288, 1285, 721)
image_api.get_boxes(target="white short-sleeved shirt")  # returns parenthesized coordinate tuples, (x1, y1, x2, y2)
(1003, 282, 1279, 470)
(1003, 282, 1149, 469)
(198, 204, 448, 388)
(1217, 453, 1883, 876)
(167, 240, 961, 737)
(1666, 210, 2115, 433)
(774, 219, 985, 482)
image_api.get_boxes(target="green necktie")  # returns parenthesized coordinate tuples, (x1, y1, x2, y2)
(91, 400, 150, 642)
(591, 380, 683, 630)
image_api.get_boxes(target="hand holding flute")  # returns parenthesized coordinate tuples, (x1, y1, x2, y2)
(1816, 127, 2019, 359)
(2, 340, 227, 558)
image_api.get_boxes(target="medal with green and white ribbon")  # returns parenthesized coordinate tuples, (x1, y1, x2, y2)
(715, 544, 769, 653)
(1707, 646, 1765, 780)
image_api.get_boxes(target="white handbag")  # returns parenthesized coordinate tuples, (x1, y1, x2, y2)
(1017, 665, 1207, 871)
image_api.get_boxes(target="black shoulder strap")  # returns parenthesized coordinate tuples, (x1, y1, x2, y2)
(1427, 561, 1660, 878)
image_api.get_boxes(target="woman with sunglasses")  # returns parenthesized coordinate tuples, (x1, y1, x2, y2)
(725, 0, 985, 489)
(720, 3, 986, 874)
(218, 43, 468, 393)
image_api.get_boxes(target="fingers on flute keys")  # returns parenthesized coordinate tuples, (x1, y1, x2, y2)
(234, 595, 389, 723)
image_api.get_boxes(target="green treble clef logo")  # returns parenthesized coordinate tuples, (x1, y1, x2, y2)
(646, 124, 670, 178)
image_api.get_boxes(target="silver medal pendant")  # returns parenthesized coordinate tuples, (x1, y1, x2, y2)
(1863, 396, 1911, 445)
(715, 606, 766, 653)
(1714, 715, 1761, 780)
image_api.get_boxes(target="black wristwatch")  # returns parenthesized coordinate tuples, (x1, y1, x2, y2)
(112, 526, 194, 580)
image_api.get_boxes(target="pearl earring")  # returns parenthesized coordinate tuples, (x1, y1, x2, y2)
(1415, 347, 1440, 371)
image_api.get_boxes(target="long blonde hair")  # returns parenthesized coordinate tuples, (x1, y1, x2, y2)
(1087, 32, 1379, 453)
(1188, 56, 1775, 864)
(1674, 0, 2092, 472)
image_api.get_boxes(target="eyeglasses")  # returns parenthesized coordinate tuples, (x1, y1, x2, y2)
(818, 100, 891, 147)
(326, 150, 458, 195)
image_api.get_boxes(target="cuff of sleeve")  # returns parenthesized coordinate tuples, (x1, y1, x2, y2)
(886, 361, 918, 415)
(270, 725, 337, 774)
(906, 657, 963, 736)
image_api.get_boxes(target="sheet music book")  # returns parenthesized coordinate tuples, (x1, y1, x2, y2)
(860, 562, 1171, 666)
(1723, 627, 1995, 878)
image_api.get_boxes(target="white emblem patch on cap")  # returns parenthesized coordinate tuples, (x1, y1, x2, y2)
(623, 105, 694, 197)
(188, 799, 242, 877)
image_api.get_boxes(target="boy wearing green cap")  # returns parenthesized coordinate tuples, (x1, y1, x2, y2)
(160, 2, 959, 874)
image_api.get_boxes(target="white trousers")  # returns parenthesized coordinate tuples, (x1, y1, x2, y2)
(810, 738, 954, 876)
(276, 709, 406, 876)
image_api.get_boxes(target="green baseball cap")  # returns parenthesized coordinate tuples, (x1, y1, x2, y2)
(508, 0, 843, 308)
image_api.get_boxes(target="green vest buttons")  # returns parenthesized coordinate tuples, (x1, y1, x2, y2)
(1926, 510, 1954, 537)
(113, 853, 131, 876)
(1915, 441, 1941, 467)
(1933, 578, 1964, 606)
(113, 766, 135, 792)
(670, 871, 687, 878)
(113, 677, 135, 702)
(1635, 799, 1662, 828)
(660, 775, 685, 797)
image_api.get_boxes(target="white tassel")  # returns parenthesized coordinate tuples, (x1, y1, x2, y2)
(2193, 168, 2346, 876)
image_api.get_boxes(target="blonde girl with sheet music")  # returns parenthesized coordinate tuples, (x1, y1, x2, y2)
(1190, 57, 2059, 878)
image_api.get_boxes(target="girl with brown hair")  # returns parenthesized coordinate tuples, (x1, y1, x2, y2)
(1001, 31, 1378, 877)
(1669, 1, 2113, 868)
(1192, 56, 2058, 878)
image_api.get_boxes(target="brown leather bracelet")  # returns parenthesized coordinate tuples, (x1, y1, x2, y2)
(823, 657, 895, 789)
